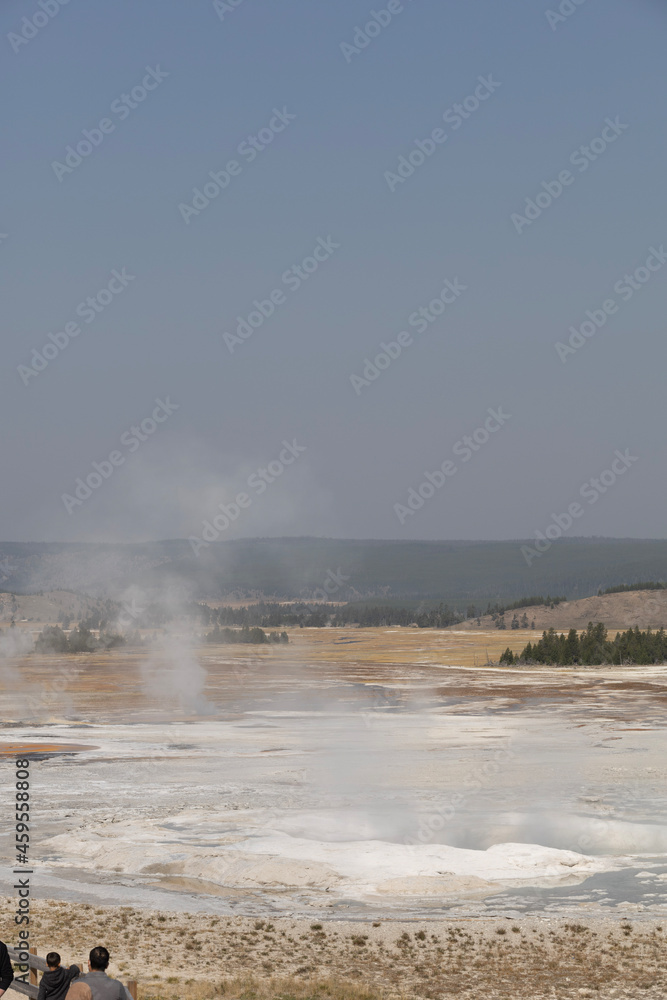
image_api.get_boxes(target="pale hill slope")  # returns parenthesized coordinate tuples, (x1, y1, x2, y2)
(0, 590, 101, 625)
(454, 589, 667, 632)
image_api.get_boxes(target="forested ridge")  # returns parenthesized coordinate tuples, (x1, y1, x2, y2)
(1, 537, 667, 605)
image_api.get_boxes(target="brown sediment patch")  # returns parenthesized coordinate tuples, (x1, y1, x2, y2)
(145, 876, 254, 897)
(607, 680, 667, 692)
(433, 674, 667, 707)
(0, 742, 98, 756)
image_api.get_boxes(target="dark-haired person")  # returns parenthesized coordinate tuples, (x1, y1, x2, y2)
(37, 952, 80, 1000)
(0, 938, 13, 997)
(75, 948, 133, 1000)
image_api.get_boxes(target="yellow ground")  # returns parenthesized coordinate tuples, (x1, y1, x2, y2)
(282, 626, 540, 666)
(7, 623, 538, 667)
(1, 627, 660, 723)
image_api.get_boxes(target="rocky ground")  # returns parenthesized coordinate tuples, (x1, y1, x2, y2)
(3, 899, 667, 1000)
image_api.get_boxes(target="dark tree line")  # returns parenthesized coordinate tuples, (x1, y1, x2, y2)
(600, 582, 666, 595)
(34, 620, 287, 652)
(35, 624, 125, 653)
(486, 595, 565, 616)
(196, 602, 326, 629)
(331, 603, 462, 628)
(500, 622, 667, 666)
(203, 625, 288, 645)
(192, 595, 568, 630)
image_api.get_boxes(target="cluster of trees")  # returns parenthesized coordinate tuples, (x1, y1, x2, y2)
(34, 620, 289, 651)
(600, 582, 666, 595)
(493, 612, 533, 630)
(204, 625, 288, 645)
(196, 600, 464, 629)
(490, 595, 565, 629)
(476, 596, 561, 630)
(197, 602, 327, 629)
(35, 624, 125, 653)
(331, 603, 462, 628)
(500, 622, 667, 665)
(53, 598, 122, 632)
(487, 594, 565, 616)
(332, 596, 567, 630)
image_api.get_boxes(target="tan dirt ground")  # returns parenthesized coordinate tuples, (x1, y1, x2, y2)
(3, 898, 666, 1000)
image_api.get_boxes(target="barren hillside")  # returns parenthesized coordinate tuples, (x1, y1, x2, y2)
(0, 589, 100, 625)
(453, 589, 667, 632)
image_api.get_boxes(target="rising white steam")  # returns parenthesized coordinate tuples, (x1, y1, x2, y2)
(140, 628, 216, 715)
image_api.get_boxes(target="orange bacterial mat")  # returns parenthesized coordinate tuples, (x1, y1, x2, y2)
(0, 742, 97, 756)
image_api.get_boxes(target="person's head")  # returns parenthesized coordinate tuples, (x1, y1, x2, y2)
(88, 947, 109, 971)
(46, 953, 61, 970)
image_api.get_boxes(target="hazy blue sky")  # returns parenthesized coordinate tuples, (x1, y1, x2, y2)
(2, 0, 665, 543)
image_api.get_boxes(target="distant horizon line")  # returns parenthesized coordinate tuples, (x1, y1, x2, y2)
(1, 536, 666, 547)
